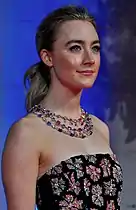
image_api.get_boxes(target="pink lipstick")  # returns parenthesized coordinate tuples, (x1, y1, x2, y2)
(77, 70, 95, 76)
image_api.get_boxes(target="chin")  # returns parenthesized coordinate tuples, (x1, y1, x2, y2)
(80, 80, 96, 89)
(83, 84, 94, 89)
(70, 78, 97, 91)
(76, 75, 97, 88)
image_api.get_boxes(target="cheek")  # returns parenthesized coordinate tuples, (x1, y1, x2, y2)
(72, 56, 82, 66)
(57, 55, 82, 70)
(94, 55, 100, 68)
(67, 55, 84, 71)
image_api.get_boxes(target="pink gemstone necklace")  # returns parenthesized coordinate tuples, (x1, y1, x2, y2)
(29, 104, 93, 138)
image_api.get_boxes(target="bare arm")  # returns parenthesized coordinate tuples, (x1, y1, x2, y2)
(1, 119, 40, 210)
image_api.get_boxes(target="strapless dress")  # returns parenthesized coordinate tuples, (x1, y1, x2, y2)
(36, 153, 123, 209)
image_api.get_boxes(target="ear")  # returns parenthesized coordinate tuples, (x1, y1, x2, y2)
(40, 49, 53, 67)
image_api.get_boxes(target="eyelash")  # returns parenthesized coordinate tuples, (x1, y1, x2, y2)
(69, 45, 100, 53)
(92, 45, 100, 53)
(69, 45, 81, 52)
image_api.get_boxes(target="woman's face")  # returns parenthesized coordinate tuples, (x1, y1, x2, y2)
(48, 20, 100, 91)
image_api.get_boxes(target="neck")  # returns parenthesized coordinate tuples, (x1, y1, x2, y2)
(40, 84, 82, 119)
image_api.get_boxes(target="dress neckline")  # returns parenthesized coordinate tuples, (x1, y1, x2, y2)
(37, 153, 117, 182)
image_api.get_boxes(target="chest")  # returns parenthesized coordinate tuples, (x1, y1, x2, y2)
(38, 126, 112, 177)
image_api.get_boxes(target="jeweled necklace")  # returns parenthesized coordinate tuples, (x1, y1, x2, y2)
(29, 104, 93, 138)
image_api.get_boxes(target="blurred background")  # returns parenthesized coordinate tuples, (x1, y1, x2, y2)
(1, 0, 136, 209)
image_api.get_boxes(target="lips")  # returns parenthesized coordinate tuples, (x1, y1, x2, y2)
(76, 70, 95, 76)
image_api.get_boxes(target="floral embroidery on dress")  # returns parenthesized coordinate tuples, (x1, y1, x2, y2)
(84, 178, 91, 196)
(86, 165, 101, 182)
(46, 164, 62, 175)
(36, 154, 123, 210)
(104, 179, 117, 196)
(85, 154, 97, 164)
(100, 158, 111, 177)
(113, 165, 123, 183)
(51, 177, 66, 195)
(64, 172, 81, 195)
(66, 157, 84, 179)
(117, 191, 122, 206)
(106, 200, 116, 210)
(92, 184, 104, 206)
(59, 194, 83, 210)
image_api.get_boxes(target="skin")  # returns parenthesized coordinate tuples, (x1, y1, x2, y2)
(2, 20, 112, 210)
(40, 20, 100, 118)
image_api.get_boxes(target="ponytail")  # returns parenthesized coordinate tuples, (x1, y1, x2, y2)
(24, 62, 51, 112)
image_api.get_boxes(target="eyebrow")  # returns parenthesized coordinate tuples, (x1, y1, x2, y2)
(65, 39, 100, 46)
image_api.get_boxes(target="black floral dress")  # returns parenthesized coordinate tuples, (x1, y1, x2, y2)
(36, 153, 123, 210)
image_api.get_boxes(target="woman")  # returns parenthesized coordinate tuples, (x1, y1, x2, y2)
(2, 5, 123, 210)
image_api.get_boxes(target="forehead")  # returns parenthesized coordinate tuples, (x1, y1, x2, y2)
(55, 20, 99, 44)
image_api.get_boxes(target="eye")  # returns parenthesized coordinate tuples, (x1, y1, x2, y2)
(92, 45, 100, 53)
(69, 45, 82, 52)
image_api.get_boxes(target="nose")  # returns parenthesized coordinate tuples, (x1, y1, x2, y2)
(83, 50, 95, 65)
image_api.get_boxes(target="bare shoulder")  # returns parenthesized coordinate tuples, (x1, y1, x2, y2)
(1, 114, 42, 210)
(91, 115, 110, 144)
(4, 114, 41, 151)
